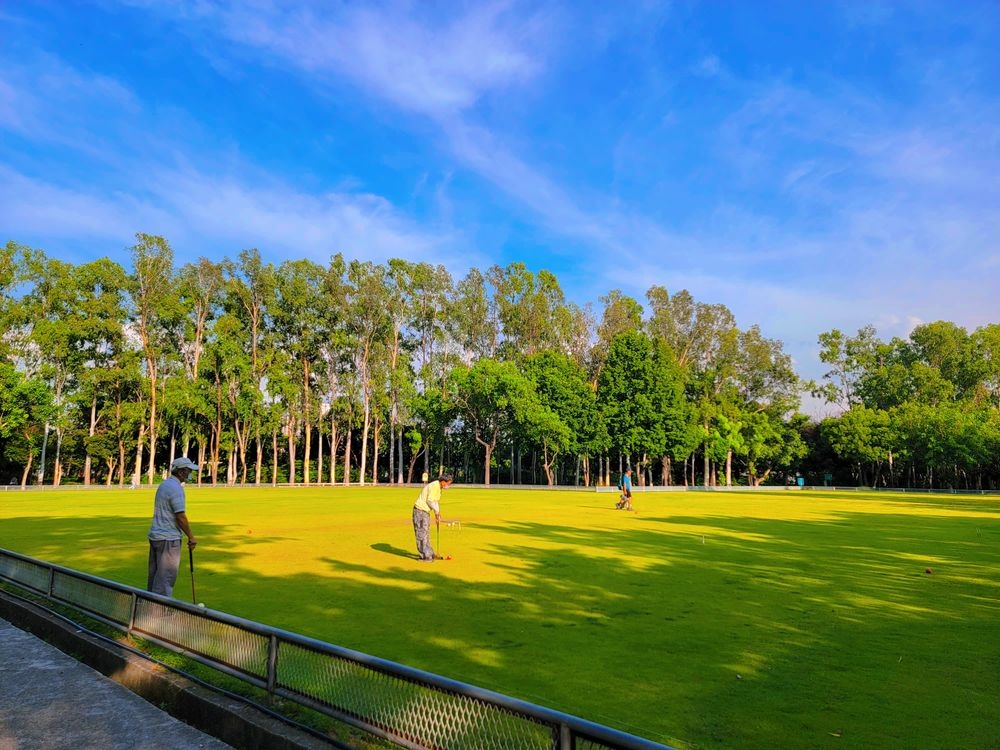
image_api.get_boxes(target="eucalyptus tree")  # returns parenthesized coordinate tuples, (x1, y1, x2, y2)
(170, 258, 226, 471)
(207, 310, 254, 483)
(563, 302, 595, 368)
(398, 262, 452, 477)
(128, 233, 182, 485)
(729, 325, 803, 485)
(272, 259, 327, 484)
(68, 258, 130, 485)
(18, 250, 75, 484)
(646, 287, 708, 370)
(384, 259, 416, 483)
(313, 266, 349, 484)
(592, 289, 643, 383)
(228, 249, 279, 483)
(487, 262, 574, 358)
(345, 259, 391, 485)
(814, 325, 880, 409)
(679, 301, 740, 485)
(450, 267, 499, 364)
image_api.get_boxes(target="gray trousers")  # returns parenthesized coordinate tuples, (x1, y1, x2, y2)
(412, 508, 435, 560)
(147, 539, 181, 596)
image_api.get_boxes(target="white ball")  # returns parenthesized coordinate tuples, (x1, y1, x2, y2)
(197, 603, 206, 608)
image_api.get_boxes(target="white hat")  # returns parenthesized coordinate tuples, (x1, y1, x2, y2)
(170, 457, 199, 473)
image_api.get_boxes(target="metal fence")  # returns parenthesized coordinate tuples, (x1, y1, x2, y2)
(0, 548, 671, 750)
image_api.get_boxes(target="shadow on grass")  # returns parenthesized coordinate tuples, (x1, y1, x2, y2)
(2, 498, 999, 749)
(370, 542, 418, 559)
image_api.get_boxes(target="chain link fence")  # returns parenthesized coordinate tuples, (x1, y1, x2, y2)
(0, 548, 671, 750)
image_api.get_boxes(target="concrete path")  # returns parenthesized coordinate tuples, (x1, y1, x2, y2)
(0, 617, 232, 750)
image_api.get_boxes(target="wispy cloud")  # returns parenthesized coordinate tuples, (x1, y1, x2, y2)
(0, 37, 471, 268)
(165, 0, 549, 119)
(148, 166, 467, 266)
(0, 52, 140, 159)
(0, 162, 468, 268)
(0, 166, 153, 240)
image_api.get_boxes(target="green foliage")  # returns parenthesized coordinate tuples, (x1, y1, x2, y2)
(1, 232, 997, 490)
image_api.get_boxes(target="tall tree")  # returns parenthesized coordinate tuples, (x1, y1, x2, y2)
(228, 249, 279, 484)
(128, 233, 180, 485)
(346, 260, 391, 485)
(70, 258, 130, 485)
(273, 259, 327, 484)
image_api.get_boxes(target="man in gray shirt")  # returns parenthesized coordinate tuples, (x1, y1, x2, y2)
(147, 457, 199, 597)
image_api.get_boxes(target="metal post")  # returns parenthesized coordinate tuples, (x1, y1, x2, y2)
(128, 592, 138, 633)
(267, 634, 279, 693)
(558, 722, 572, 749)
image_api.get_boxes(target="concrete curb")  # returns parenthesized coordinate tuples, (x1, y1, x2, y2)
(0, 589, 343, 750)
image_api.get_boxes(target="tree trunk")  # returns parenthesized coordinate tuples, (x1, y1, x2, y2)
(84, 395, 98, 486)
(255, 432, 263, 485)
(359, 395, 370, 487)
(372, 411, 382, 485)
(343, 425, 352, 485)
(703, 440, 710, 487)
(271, 429, 278, 486)
(197, 439, 206, 486)
(397, 423, 404, 484)
(317, 423, 324, 485)
(21, 453, 34, 488)
(287, 418, 296, 485)
(133, 424, 145, 487)
(329, 412, 338, 484)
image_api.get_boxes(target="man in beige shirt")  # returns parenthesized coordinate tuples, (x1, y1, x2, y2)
(413, 473, 453, 561)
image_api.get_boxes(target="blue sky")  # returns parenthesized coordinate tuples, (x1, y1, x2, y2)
(2, 1, 998, 415)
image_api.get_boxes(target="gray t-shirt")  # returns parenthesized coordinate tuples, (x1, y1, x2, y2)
(148, 476, 186, 540)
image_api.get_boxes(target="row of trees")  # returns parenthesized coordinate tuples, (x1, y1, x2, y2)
(805, 323, 1000, 489)
(1, 235, 998, 490)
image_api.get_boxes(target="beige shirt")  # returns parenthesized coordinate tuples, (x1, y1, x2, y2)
(414, 480, 443, 514)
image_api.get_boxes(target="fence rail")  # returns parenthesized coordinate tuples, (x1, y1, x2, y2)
(0, 547, 671, 750)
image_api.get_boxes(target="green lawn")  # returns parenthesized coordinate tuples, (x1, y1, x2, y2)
(2, 485, 998, 749)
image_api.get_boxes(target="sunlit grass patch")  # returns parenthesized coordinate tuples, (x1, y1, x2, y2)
(2, 485, 998, 749)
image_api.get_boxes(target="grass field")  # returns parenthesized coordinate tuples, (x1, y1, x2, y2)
(1, 484, 998, 749)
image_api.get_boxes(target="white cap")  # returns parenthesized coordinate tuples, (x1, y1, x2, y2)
(170, 457, 199, 473)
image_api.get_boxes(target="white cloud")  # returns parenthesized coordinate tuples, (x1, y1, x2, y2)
(174, 0, 546, 119)
(149, 166, 466, 265)
(692, 55, 722, 78)
(0, 163, 475, 269)
(0, 52, 140, 158)
(0, 166, 152, 239)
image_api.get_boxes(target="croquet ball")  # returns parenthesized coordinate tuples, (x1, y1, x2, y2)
(924, 568, 933, 574)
